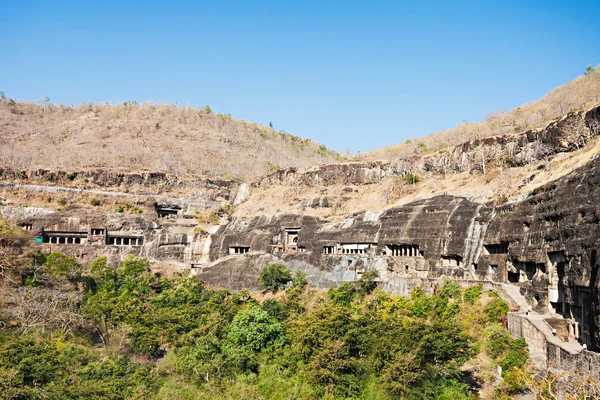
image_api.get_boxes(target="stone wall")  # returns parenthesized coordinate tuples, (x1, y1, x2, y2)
(508, 312, 600, 380)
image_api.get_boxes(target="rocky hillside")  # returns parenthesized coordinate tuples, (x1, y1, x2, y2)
(235, 103, 600, 219)
(362, 67, 600, 161)
(0, 100, 344, 178)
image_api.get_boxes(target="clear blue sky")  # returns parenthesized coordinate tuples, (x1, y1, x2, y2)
(2, 1, 599, 153)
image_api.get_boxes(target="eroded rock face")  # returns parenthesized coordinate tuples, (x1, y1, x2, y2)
(206, 154, 600, 349)
(6, 146, 600, 350)
(482, 153, 600, 348)
(0, 168, 237, 201)
(206, 195, 493, 288)
(257, 105, 600, 188)
(3, 209, 210, 273)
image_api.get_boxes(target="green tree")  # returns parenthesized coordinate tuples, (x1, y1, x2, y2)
(259, 263, 292, 293)
(356, 270, 379, 295)
(226, 306, 285, 353)
(291, 270, 308, 289)
(44, 252, 81, 279)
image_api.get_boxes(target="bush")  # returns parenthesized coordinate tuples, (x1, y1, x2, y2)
(194, 226, 207, 234)
(437, 279, 462, 299)
(328, 283, 356, 307)
(89, 196, 101, 206)
(259, 263, 292, 293)
(44, 252, 81, 279)
(129, 325, 161, 357)
(501, 367, 528, 393)
(403, 173, 420, 184)
(499, 337, 528, 371)
(464, 285, 483, 304)
(484, 297, 509, 322)
(485, 324, 512, 359)
(291, 270, 308, 290)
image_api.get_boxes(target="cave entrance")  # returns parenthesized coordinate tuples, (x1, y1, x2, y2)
(507, 271, 519, 283)
(229, 246, 250, 255)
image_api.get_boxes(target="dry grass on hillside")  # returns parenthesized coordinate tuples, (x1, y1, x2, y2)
(0, 100, 345, 178)
(363, 67, 600, 161)
(236, 136, 600, 220)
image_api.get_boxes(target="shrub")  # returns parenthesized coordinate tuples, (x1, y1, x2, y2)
(437, 279, 462, 299)
(89, 196, 101, 206)
(501, 367, 528, 393)
(403, 173, 420, 184)
(44, 252, 81, 278)
(328, 283, 356, 307)
(65, 173, 75, 181)
(291, 270, 308, 290)
(485, 324, 512, 359)
(464, 285, 483, 304)
(194, 226, 207, 234)
(499, 337, 528, 371)
(484, 297, 509, 322)
(129, 326, 161, 357)
(259, 263, 292, 293)
(219, 203, 234, 217)
(58, 197, 67, 206)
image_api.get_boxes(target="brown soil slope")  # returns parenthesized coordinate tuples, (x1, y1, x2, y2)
(0, 101, 345, 178)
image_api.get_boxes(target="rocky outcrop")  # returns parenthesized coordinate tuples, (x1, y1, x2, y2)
(0, 168, 237, 200)
(483, 152, 600, 349)
(257, 105, 600, 188)
(1, 209, 210, 272)
(206, 195, 494, 289)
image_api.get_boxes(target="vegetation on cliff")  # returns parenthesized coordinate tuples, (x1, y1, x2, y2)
(0, 218, 531, 399)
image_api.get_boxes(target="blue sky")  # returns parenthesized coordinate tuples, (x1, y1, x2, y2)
(2, 1, 599, 153)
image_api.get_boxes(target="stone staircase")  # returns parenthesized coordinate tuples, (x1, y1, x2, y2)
(499, 283, 531, 311)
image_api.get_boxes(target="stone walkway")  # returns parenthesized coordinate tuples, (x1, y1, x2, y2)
(524, 313, 582, 354)
(500, 283, 531, 311)
(500, 283, 583, 355)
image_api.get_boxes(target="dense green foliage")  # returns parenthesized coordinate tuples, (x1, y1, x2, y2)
(259, 263, 292, 293)
(0, 242, 525, 399)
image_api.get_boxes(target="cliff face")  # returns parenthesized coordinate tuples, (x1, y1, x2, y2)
(204, 154, 600, 349)
(483, 153, 600, 348)
(5, 209, 211, 275)
(206, 195, 492, 290)
(257, 105, 600, 190)
(4, 131, 600, 349)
